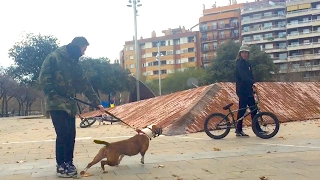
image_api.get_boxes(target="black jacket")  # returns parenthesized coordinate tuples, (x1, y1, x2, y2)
(235, 58, 255, 97)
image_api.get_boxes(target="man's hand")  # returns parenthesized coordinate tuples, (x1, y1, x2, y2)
(97, 105, 105, 113)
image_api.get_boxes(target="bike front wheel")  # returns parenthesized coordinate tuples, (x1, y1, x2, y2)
(79, 117, 96, 128)
(204, 113, 231, 139)
(252, 112, 280, 139)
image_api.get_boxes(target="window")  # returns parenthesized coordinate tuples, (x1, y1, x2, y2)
(243, 26, 250, 32)
(304, 40, 310, 44)
(125, 47, 128, 51)
(176, 50, 181, 54)
(303, 29, 310, 34)
(243, 36, 251, 42)
(264, 33, 273, 38)
(278, 21, 286, 27)
(279, 53, 287, 60)
(264, 22, 272, 28)
(290, 20, 298, 24)
(167, 50, 173, 55)
(265, 43, 273, 49)
(290, 30, 298, 35)
(201, 24, 207, 30)
(278, 32, 286, 38)
(188, 48, 195, 52)
(253, 35, 262, 40)
(188, 57, 195, 62)
(219, 21, 225, 28)
(277, 11, 284, 16)
(213, 32, 218, 39)
(279, 42, 286, 48)
(160, 60, 166, 65)
(212, 22, 217, 29)
(291, 42, 299, 46)
(280, 64, 288, 70)
(152, 42, 158, 47)
(188, 36, 195, 42)
(129, 55, 133, 59)
(220, 31, 225, 38)
(303, 18, 309, 22)
(213, 42, 218, 49)
(140, 44, 145, 49)
(130, 64, 134, 68)
(129, 46, 134, 51)
(174, 39, 180, 45)
(253, 13, 261, 19)
(175, 59, 181, 64)
(263, 12, 272, 17)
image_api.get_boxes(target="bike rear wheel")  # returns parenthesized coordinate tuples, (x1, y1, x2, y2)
(204, 113, 231, 139)
(79, 117, 96, 128)
(252, 112, 280, 139)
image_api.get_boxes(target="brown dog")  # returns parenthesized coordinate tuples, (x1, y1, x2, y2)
(80, 124, 162, 174)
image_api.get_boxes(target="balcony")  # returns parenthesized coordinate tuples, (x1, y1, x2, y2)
(241, 14, 286, 25)
(244, 36, 287, 45)
(288, 53, 320, 62)
(201, 46, 216, 53)
(287, 8, 320, 18)
(287, 42, 320, 51)
(201, 36, 218, 42)
(241, 2, 286, 15)
(287, 31, 320, 40)
(200, 23, 239, 33)
(279, 64, 320, 74)
(262, 46, 287, 53)
(272, 58, 288, 64)
(287, 19, 320, 29)
(242, 25, 286, 36)
(201, 56, 214, 63)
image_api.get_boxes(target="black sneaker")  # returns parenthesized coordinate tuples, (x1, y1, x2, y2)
(65, 161, 77, 177)
(235, 130, 250, 137)
(56, 163, 69, 178)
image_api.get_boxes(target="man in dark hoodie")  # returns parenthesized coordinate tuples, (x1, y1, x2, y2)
(38, 37, 105, 177)
(235, 44, 266, 137)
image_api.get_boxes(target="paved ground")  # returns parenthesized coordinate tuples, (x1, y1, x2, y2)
(0, 117, 319, 180)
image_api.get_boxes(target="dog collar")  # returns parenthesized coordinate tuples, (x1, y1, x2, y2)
(136, 129, 152, 140)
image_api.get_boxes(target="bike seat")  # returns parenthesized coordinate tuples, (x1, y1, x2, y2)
(223, 103, 234, 110)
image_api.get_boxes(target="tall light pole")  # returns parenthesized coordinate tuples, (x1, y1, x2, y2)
(156, 41, 163, 96)
(127, 0, 142, 101)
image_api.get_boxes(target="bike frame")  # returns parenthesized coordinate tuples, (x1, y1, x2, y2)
(224, 89, 261, 127)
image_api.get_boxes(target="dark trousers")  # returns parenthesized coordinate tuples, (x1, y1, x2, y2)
(236, 95, 258, 131)
(50, 110, 76, 165)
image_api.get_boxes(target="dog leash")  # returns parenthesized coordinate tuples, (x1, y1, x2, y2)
(68, 96, 136, 130)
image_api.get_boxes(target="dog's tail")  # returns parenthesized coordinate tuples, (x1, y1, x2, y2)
(93, 139, 110, 147)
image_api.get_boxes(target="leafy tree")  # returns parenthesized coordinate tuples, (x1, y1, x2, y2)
(202, 40, 278, 84)
(145, 67, 206, 95)
(79, 57, 135, 98)
(8, 33, 59, 83)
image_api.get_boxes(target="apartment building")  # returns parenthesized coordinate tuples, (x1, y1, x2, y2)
(199, 2, 243, 67)
(241, 0, 287, 67)
(285, 0, 320, 80)
(122, 26, 201, 81)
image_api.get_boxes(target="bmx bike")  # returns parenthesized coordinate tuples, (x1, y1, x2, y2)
(79, 113, 120, 128)
(204, 87, 280, 139)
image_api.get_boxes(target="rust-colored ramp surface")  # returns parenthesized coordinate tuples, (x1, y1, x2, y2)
(80, 82, 320, 135)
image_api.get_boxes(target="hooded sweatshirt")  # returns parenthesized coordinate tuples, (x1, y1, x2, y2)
(235, 57, 255, 97)
(38, 44, 101, 116)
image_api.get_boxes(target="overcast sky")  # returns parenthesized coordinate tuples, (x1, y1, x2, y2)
(0, 0, 251, 68)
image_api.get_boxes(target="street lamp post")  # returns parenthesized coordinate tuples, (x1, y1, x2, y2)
(127, 0, 142, 101)
(156, 41, 163, 96)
